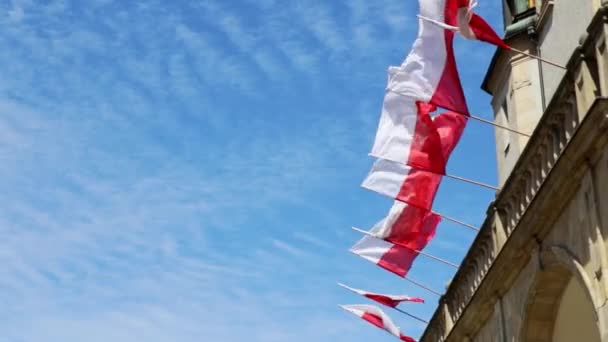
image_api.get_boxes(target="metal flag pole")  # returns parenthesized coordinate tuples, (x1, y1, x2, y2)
(510, 47, 567, 70)
(404, 277, 443, 297)
(394, 307, 429, 324)
(443, 172, 499, 191)
(467, 114, 531, 138)
(351, 227, 460, 269)
(432, 211, 480, 232)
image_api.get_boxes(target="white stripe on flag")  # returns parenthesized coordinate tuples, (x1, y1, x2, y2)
(369, 201, 408, 239)
(370, 89, 417, 165)
(350, 235, 393, 266)
(361, 158, 411, 200)
(341, 304, 402, 337)
(387, 17, 448, 101)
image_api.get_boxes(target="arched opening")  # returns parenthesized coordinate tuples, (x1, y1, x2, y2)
(521, 247, 602, 342)
(552, 277, 601, 342)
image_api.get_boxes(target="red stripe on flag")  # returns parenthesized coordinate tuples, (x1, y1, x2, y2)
(375, 205, 441, 278)
(407, 103, 468, 176)
(361, 312, 387, 330)
(377, 244, 418, 277)
(364, 294, 402, 308)
(470, 13, 511, 50)
(391, 210, 441, 252)
(405, 297, 425, 303)
(407, 102, 446, 175)
(397, 106, 467, 211)
(385, 204, 428, 241)
(433, 111, 468, 162)
(400, 334, 417, 342)
(430, 0, 469, 115)
(396, 168, 442, 211)
(363, 293, 424, 308)
(361, 312, 417, 341)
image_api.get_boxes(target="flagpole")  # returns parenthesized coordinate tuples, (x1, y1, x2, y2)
(444, 172, 499, 191)
(432, 211, 480, 232)
(351, 227, 460, 269)
(404, 277, 443, 297)
(467, 115, 531, 137)
(510, 47, 567, 70)
(394, 307, 429, 324)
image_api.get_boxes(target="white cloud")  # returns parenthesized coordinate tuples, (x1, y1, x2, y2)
(271, 239, 308, 257)
(293, 1, 346, 53)
(8, 5, 24, 22)
(0, 1, 489, 340)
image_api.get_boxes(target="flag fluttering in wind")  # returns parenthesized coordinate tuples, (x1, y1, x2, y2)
(343, 0, 475, 322)
(387, 0, 469, 115)
(433, 111, 468, 162)
(363, 108, 467, 210)
(370, 201, 441, 245)
(350, 201, 441, 277)
(341, 304, 416, 342)
(371, 98, 468, 175)
(420, 0, 511, 50)
(339, 283, 424, 308)
(351, 238, 418, 277)
(362, 160, 443, 211)
(457, 0, 511, 49)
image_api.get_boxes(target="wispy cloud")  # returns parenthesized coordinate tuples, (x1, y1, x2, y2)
(7, 2, 24, 23)
(0, 0, 500, 341)
(271, 239, 308, 257)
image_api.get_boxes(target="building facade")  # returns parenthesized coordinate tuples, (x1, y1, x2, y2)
(420, 1, 608, 341)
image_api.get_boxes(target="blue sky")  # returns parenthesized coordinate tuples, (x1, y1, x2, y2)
(0, 1, 503, 341)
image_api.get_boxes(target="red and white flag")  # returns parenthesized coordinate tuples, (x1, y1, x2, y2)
(371, 100, 467, 175)
(457, 0, 511, 49)
(338, 283, 424, 308)
(370, 201, 441, 244)
(341, 304, 416, 342)
(350, 238, 417, 277)
(420, 0, 511, 50)
(433, 111, 468, 162)
(350, 202, 441, 277)
(362, 160, 442, 211)
(370, 0, 470, 174)
(363, 108, 467, 210)
(387, 0, 468, 115)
